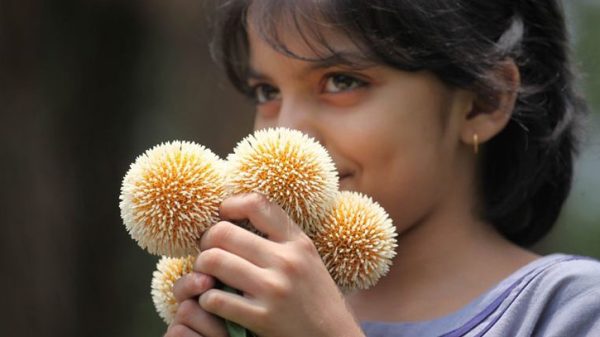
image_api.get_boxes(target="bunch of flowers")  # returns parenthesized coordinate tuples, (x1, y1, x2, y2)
(119, 128, 397, 332)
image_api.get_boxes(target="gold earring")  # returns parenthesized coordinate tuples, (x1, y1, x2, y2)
(473, 133, 479, 155)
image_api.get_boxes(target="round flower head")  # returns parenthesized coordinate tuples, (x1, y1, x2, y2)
(151, 255, 195, 324)
(120, 141, 227, 257)
(226, 127, 338, 234)
(312, 191, 397, 291)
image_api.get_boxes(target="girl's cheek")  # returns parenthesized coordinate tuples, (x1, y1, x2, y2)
(256, 101, 281, 120)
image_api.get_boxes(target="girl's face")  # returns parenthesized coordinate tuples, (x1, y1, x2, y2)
(247, 25, 475, 234)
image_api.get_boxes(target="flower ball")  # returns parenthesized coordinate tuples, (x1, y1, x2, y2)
(226, 128, 338, 234)
(120, 141, 227, 257)
(151, 255, 195, 324)
(312, 191, 397, 291)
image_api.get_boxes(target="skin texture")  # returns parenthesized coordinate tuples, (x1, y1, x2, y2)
(165, 17, 539, 337)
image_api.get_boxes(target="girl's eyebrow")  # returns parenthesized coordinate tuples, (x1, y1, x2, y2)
(306, 51, 374, 71)
(247, 51, 374, 82)
(247, 68, 268, 82)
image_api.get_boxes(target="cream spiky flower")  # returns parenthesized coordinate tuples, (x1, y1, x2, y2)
(312, 191, 397, 291)
(120, 141, 227, 257)
(226, 127, 338, 234)
(151, 255, 195, 324)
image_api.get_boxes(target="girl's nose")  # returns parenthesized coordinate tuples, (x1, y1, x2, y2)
(276, 98, 321, 141)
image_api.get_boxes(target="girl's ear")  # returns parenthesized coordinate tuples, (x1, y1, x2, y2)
(460, 59, 520, 151)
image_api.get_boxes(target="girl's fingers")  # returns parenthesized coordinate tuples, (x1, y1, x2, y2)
(173, 272, 216, 303)
(194, 247, 268, 296)
(170, 299, 228, 337)
(199, 288, 263, 333)
(199, 221, 277, 268)
(218, 193, 302, 242)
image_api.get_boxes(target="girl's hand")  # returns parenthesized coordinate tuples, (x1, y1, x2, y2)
(190, 193, 365, 337)
(165, 272, 228, 337)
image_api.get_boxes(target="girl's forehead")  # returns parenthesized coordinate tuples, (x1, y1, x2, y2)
(249, 24, 350, 57)
(246, 11, 373, 70)
(246, 31, 377, 83)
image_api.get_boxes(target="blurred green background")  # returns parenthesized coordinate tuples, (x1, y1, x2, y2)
(1, 1, 598, 336)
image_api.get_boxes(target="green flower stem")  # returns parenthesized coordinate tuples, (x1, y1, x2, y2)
(219, 284, 257, 337)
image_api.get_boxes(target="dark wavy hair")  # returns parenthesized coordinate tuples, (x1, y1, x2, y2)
(210, 0, 587, 247)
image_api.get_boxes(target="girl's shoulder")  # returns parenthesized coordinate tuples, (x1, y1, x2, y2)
(361, 254, 600, 337)
(528, 254, 600, 297)
(508, 254, 600, 335)
(480, 254, 600, 337)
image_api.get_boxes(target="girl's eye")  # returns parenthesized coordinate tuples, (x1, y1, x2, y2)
(323, 74, 367, 93)
(253, 84, 281, 104)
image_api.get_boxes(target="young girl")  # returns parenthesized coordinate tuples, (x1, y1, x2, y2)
(165, 1, 600, 336)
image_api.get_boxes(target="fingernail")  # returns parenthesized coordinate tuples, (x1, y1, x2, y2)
(194, 273, 213, 290)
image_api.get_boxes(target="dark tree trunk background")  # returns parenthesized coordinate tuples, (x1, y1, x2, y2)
(1, 1, 250, 336)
